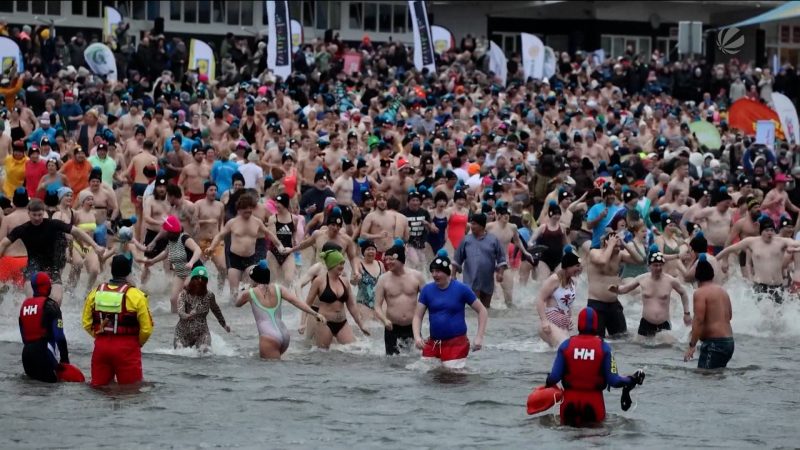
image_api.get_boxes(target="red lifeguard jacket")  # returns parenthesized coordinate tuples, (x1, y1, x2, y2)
(562, 334, 605, 391)
(19, 297, 47, 343)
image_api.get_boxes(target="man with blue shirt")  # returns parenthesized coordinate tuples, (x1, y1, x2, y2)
(26, 113, 56, 148)
(413, 249, 488, 369)
(210, 149, 239, 200)
(586, 184, 621, 248)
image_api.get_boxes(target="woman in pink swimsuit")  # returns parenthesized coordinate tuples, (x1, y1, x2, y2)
(536, 246, 582, 348)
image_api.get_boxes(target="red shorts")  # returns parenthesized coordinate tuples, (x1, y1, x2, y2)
(559, 390, 606, 426)
(508, 243, 522, 269)
(374, 251, 384, 262)
(0, 255, 27, 287)
(90, 335, 143, 387)
(422, 335, 469, 368)
(187, 192, 205, 203)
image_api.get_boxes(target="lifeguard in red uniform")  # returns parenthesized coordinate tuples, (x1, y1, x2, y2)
(82, 255, 153, 387)
(545, 307, 645, 426)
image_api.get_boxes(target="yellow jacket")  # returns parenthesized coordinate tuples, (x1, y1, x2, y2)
(82, 283, 153, 347)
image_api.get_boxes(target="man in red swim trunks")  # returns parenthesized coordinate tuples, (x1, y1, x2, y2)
(545, 307, 644, 426)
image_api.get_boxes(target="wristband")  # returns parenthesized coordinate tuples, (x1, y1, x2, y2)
(683, 312, 690, 315)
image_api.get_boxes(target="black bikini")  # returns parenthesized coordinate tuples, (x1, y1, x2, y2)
(320, 274, 348, 335)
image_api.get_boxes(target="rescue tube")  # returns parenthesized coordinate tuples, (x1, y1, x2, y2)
(526, 384, 563, 415)
(57, 363, 86, 382)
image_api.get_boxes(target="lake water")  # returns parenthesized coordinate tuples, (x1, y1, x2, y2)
(0, 269, 798, 448)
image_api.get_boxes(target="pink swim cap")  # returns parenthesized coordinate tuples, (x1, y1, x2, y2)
(258, 86, 268, 96)
(162, 215, 182, 233)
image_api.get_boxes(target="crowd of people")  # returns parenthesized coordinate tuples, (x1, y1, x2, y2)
(8, 18, 797, 426)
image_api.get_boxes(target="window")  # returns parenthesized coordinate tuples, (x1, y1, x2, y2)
(227, 1, 239, 24)
(146, 0, 159, 20)
(364, 3, 377, 32)
(601, 34, 652, 59)
(289, 1, 301, 25)
(316, 0, 328, 29)
(169, 1, 180, 20)
(330, 1, 340, 30)
(393, 4, 407, 33)
(240, 0, 252, 26)
(87, 0, 100, 17)
(302, 1, 315, 27)
(32, 1, 45, 14)
(0, 1, 11, 12)
(213, 0, 225, 22)
(378, 4, 391, 33)
(198, 0, 210, 23)
(184, 1, 197, 22)
(349, 2, 363, 28)
(491, 32, 519, 54)
(115, 0, 129, 17)
(132, 0, 145, 19)
(16, 1, 28, 12)
(72, 1, 83, 15)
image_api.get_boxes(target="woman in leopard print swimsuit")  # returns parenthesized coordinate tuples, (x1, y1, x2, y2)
(174, 266, 230, 350)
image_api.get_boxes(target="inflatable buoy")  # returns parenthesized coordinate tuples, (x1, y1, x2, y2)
(526, 385, 563, 415)
(57, 363, 86, 383)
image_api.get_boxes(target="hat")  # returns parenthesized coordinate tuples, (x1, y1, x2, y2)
(162, 215, 182, 233)
(275, 193, 290, 209)
(468, 163, 481, 176)
(39, 112, 50, 125)
(648, 243, 665, 264)
(358, 238, 377, 253)
(11, 187, 30, 208)
(780, 215, 793, 229)
(397, 159, 411, 172)
(111, 254, 133, 278)
(547, 200, 561, 217)
(117, 226, 133, 243)
(577, 307, 599, 335)
(320, 249, 346, 270)
(30, 272, 52, 297)
(326, 206, 344, 226)
(775, 173, 790, 183)
(561, 245, 580, 268)
(57, 187, 72, 201)
(385, 238, 406, 264)
(190, 266, 209, 280)
(249, 260, 271, 284)
(77, 190, 93, 206)
(695, 254, 715, 282)
(429, 249, 452, 275)
(759, 216, 775, 234)
(342, 158, 354, 171)
(470, 213, 487, 228)
(689, 232, 707, 254)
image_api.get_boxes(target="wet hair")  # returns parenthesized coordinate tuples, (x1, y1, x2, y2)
(236, 193, 257, 210)
(166, 184, 182, 198)
(185, 276, 208, 296)
(28, 199, 45, 212)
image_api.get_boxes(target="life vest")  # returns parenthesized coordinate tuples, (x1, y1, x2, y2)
(562, 334, 605, 391)
(19, 297, 47, 343)
(91, 283, 139, 336)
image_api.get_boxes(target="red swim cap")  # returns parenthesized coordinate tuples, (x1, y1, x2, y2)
(30, 272, 52, 297)
(162, 215, 182, 233)
(577, 307, 598, 335)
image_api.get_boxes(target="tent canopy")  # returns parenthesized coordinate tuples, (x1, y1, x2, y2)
(724, 1, 800, 28)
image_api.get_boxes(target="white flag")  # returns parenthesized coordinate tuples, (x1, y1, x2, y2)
(103, 6, 122, 45)
(408, 1, 436, 72)
(521, 33, 545, 80)
(188, 39, 215, 80)
(431, 25, 454, 55)
(266, 0, 292, 80)
(83, 43, 117, 82)
(543, 46, 556, 79)
(0, 36, 23, 72)
(772, 92, 800, 144)
(290, 19, 303, 53)
(488, 42, 507, 87)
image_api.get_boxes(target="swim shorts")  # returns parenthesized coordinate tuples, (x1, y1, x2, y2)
(637, 318, 671, 337)
(587, 299, 628, 338)
(198, 238, 223, 259)
(0, 255, 28, 287)
(753, 283, 784, 304)
(229, 252, 259, 272)
(422, 334, 470, 368)
(384, 324, 414, 356)
(707, 245, 724, 256)
(187, 192, 205, 203)
(698, 337, 734, 369)
(131, 182, 148, 205)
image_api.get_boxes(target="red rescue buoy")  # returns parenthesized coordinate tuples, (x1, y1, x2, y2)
(526, 385, 563, 415)
(57, 363, 86, 383)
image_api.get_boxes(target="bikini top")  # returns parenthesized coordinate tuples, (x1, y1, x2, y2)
(319, 274, 347, 304)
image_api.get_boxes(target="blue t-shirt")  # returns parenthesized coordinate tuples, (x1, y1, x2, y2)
(210, 160, 239, 200)
(419, 280, 476, 340)
(586, 202, 622, 249)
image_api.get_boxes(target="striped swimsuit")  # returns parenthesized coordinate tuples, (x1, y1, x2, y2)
(545, 280, 576, 331)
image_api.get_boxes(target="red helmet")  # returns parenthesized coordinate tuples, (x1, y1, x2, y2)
(30, 272, 52, 297)
(577, 307, 599, 335)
